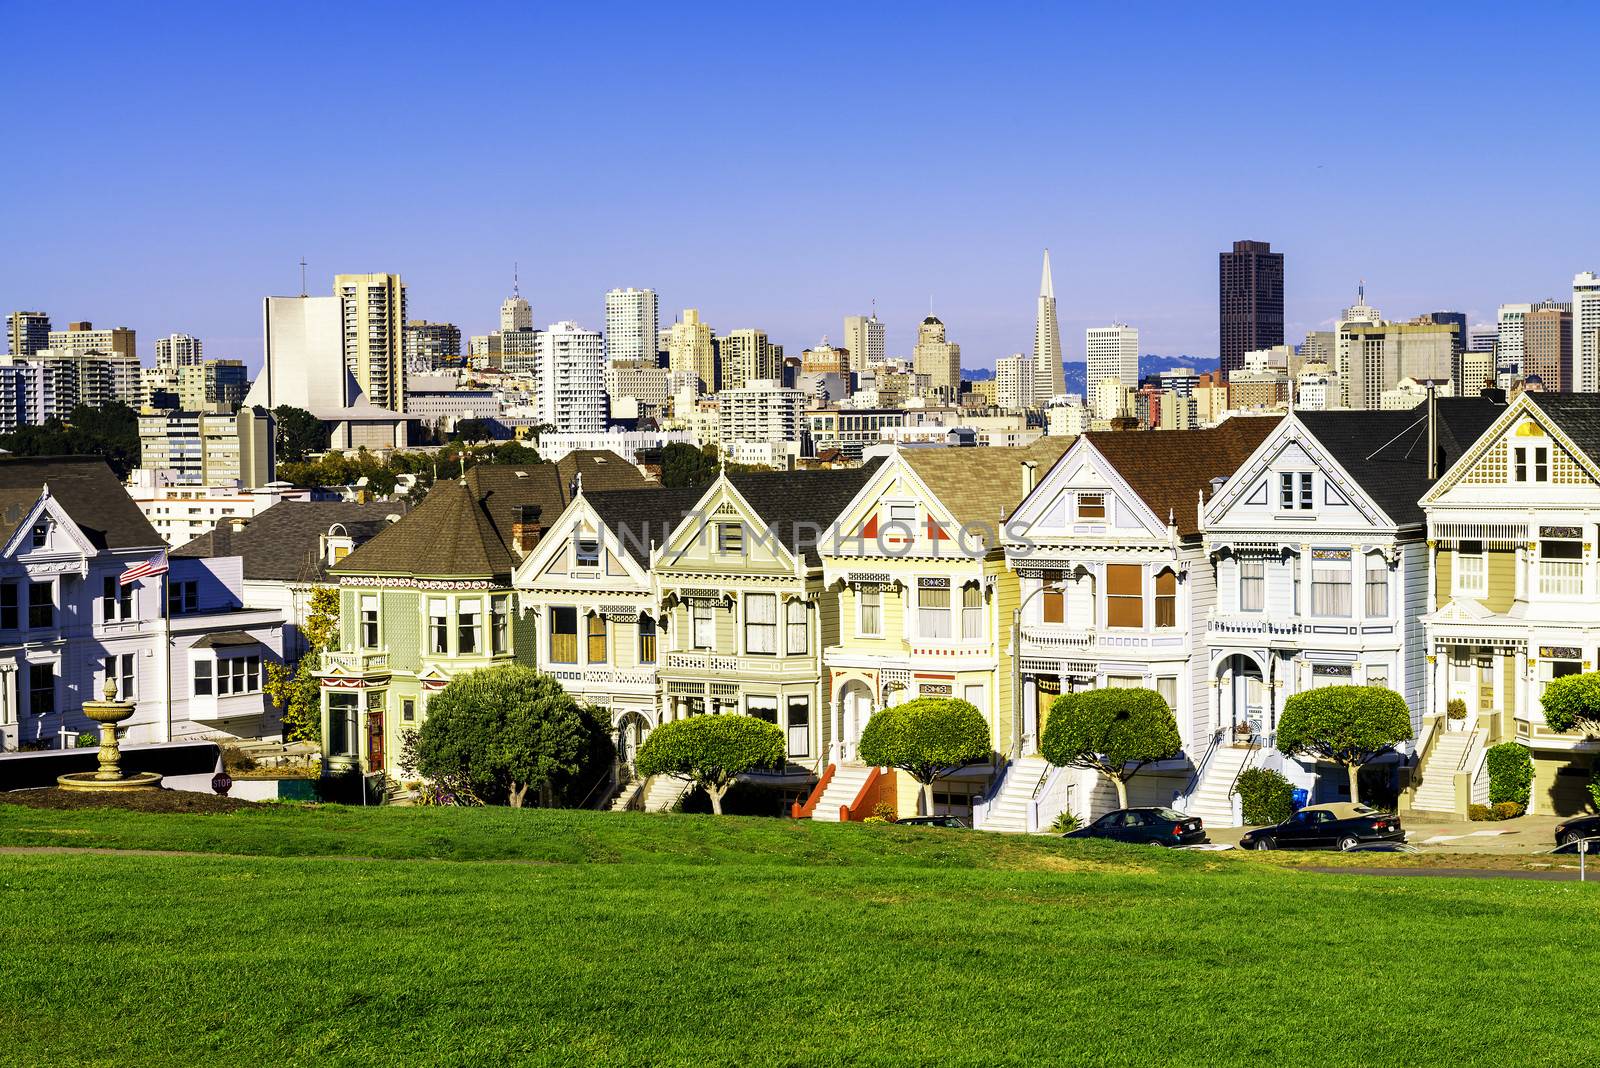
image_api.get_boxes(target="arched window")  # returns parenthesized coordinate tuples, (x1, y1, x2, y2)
(1154, 569, 1178, 628)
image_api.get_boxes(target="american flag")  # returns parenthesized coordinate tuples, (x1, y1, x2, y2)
(120, 553, 169, 587)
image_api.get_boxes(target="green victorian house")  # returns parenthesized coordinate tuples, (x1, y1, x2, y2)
(317, 451, 651, 777)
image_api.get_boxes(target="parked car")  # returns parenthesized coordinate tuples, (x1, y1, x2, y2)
(1553, 814, 1600, 848)
(1240, 803, 1404, 851)
(1063, 807, 1208, 847)
(895, 815, 968, 829)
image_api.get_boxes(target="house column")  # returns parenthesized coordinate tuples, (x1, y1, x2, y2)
(1514, 646, 1528, 723)
(1431, 649, 1448, 717)
(1492, 645, 1507, 721)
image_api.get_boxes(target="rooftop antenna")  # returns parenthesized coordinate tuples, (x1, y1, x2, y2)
(299, 257, 307, 297)
(1358, 278, 1365, 305)
(513, 261, 520, 298)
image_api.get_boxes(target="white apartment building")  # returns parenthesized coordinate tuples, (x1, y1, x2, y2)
(533, 322, 607, 434)
(534, 430, 692, 465)
(995, 354, 1034, 411)
(1086, 324, 1139, 391)
(1574, 272, 1600, 393)
(0, 363, 52, 432)
(154, 333, 203, 368)
(718, 379, 803, 456)
(1495, 303, 1532, 377)
(335, 273, 406, 413)
(136, 407, 274, 489)
(14, 349, 141, 412)
(127, 469, 314, 547)
(604, 288, 658, 366)
(47, 322, 135, 359)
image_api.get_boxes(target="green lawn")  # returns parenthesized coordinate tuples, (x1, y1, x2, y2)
(1, 805, 1596, 1066)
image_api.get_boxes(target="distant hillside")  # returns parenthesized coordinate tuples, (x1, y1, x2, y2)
(966, 355, 1219, 397)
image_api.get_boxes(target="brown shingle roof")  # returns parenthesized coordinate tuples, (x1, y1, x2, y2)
(174, 500, 407, 583)
(1084, 418, 1280, 536)
(900, 437, 1076, 529)
(0, 456, 160, 551)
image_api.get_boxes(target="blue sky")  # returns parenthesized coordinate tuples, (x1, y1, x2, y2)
(4, 2, 1596, 370)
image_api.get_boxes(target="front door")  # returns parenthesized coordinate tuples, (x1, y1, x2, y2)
(367, 708, 385, 772)
(1476, 653, 1495, 715)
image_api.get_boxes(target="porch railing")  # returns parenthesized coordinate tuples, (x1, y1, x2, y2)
(1538, 560, 1584, 597)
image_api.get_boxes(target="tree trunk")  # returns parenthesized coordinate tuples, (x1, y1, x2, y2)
(708, 783, 726, 815)
(509, 782, 528, 809)
(1112, 774, 1128, 809)
(1345, 762, 1361, 804)
(922, 780, 935, 817)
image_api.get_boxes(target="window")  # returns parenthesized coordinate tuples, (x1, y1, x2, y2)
(216, 655, 262, 696)
(1041, 570, 1065, 624)
(429, 598, 449, 654)
(961, 583, 983, 641)
(1366, 665, 1389, 690)
(1514, 445, 1549, 483)
(1155, 569, 1177, 628)
(457, 598, 481, 654)
(1364, 556, 1389, 617)
(328, 692, 358, 757)
(917, 579, 950, 639)
(0, 582, 15, 629)
(1291, 560, 1302, 616)
(1454, 540, 1486, 596)
(638, 614, 657, 664)
(103, 654, 136, 701)
(1311, 552, 1352, 617)
(1239, 560, 1265, 612)
(550, 606, 578, 663)
(859, 585, 882, 637)
(786, 598, 808, 655)
(1279, 472, 1312, 510)
(29, 663, 53, 717)
(491, 596, 509, 655)
(102, 577, 133, 623)
(27, 582, 52, 630)
(746, 695, 778, 724)
(402, 698, 416, 723)
(691, 602, 715, 650)
(193, 660, 212, 696)
(1156, 675, 1179, 711)
(717, 522, 744, 554)
(575, 538, 600, 569)
(1539, 537, 1584, 596)
(30, 522, 47, 550)
(1105, 564, 1143, 628)
(587, 613, 607, 663)
(745, 593, 777, 655)
(1077, 493, 1105, 519)
(888, 502, 916, 528)
(360, 594, 379, 648)
(786, 696, 810, 758)
(168, 580, 198, 616)
(1311, 663, 1354, 688)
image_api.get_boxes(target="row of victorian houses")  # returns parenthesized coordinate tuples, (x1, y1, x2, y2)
(304, 390, 1600, 826)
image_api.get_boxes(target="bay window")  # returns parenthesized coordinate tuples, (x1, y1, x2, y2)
(961, 583, 983, 641)
(786, 696, 810, 758)
(691, 602, 715, 650)
(917, 579, 950, 639)
(1105, 564, 1143, 629)
(858, 585, 881, 637)
(1155, 569, 1177, 628)
(457, 599, 481, 654)
(745, 593, 777, 655)
(786, 598, 808, 655)
(429, 598, 449, 654)
(1311, 551, 1352, 617)
(1364, 555, 1389, 616)
(587, 613, 607, 663)
(638, 614, 657, 663)
(1239, 560, 1265, 612)
(550, 606, 578, 663)
(491, 596, 509, 655)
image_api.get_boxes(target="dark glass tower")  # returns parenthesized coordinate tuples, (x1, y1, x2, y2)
(1219, 240, 1285, 376)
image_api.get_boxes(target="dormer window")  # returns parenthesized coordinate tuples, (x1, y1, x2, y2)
(1077, 494, 1106, 520)
(1513, 445, 1549, 483)
(30, 522, 48, 550)
(575, 538, 601, 569)
(888, 502, 916, 527)
(1279, 472, 1313, 510)
(716, 523, 743, 555)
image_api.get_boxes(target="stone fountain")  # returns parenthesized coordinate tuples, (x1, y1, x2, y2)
(56, 680, 162, 792)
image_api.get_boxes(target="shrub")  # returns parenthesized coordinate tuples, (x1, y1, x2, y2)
(75, 732, 98, 749)
(220, 747, 259, 774)
(1446, 698, 1467, 721)
(1485, 742, 1532, 807)
(1233, 767, 1295, 826)
(872, 801, 898, 822)
(858, 697, 991, 816)
(1541, 671, 1600, 734)
(635, 714, 786, 815)
(1050, 810, 1080, 834)
(1276, 685, 1413, 802)
(1590, 765, 1600, 812)
(1468, 804, 1492, 822)
(1040, 687, 1181, 808)
(1491, 801, 1525, 821)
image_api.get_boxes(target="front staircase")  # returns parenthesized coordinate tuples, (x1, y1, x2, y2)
(640, 774, 691, 813)
(1181, 745, 1257, 827)
(974, 756, 1053, 833)
(1412, 728, 1486, 815)
(808, 764, 875, 822)
(610, 779, 646, 812)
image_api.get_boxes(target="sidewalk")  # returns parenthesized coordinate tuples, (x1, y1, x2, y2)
(1205, 811, 1568, 854)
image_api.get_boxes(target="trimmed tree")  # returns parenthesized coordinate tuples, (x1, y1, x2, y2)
(415, 665, 595, 807)
(1485, 742, 1533, 807)
(857, 697, 991, 816)
(1540, 671, 1600, 734)
(1040, 687, 1182, 808)
(634, 714, 786, 815)
(1275, 685, 1413, 802)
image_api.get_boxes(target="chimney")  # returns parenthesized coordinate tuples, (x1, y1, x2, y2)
(1425, 384, 1439, 481)
(1020, 460, 1038, 497)
(511, 504, 542, 557)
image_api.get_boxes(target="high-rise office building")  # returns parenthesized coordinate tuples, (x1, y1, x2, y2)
(843, 312, 886, 370)
(1086, 324, 1140, 391)
(1300, 330, 1335, 365)
(1523, 305, 1573, 391)
(533, 322, 606, 434)
(717, 379, 803, 452)
(717, 329, 780, 392)
(1219, 240, 1285, 375)
(1033, 250, 1065, 400)
(995, 354, 1034, 411)
(604, 287, 658, 366)
(912, 316, 961, 401)
(1495, 303, 1532, 376)
(1574, 272, 1600, 393)
(48, 321, 136, 359)
(501, 276, 533, 333)
(1339, 320, 1454, 410)
(137, 406, 274, 487)
(334, 273, 407, 411)
(667, 309, 717, 393)
(402, 321, 462, 370)
(1467, 324, 1498, 353)
(154, 333, 203, 368)
(1420, 311, 1466, 386)
(8, 312, 51, 357)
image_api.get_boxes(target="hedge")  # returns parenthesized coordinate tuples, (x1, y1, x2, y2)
(1484, 742, 1532, 807)
(1233, 767, 1295, 826)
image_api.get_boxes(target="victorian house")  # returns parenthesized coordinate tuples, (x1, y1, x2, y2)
(1420, 392, 1600, 816)
(1000, 419, 1277, 821)
(1199, 399, 1501, 820)
(318, 453, 648, 779)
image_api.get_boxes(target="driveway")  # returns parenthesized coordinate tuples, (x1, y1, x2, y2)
(1205, 811, 1573, 854)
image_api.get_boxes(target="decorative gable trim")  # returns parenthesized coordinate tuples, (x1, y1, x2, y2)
(1202, 414, 1388, 530)
(1, 489, 99, 565)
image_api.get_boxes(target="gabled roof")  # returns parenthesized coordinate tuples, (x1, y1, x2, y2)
(583, 486, 707, 567)
(1084, 418, 1280, 536)
(724, 462, 883, 566)
(173, 500, 407, 583)
(1524, 393, 1600, 462)
(332, 451, 652, 580)
(0, 456, 160, 551)
(898, 438, 1075, 528)
(1294, 398, 1505, 527)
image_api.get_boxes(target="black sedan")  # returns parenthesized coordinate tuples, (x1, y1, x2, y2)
(1553, 814, 1600, 848)
(896, 815, 968, 829)
(1241, 803, 1405, 851)
(1064, 807, 1209, 846)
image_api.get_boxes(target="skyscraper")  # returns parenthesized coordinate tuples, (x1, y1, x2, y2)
(1219, 240, 1285, 376)
(48, 321, 136, 358)
(1495, 303, 1532, 376)
(533, 321, 606, 433)
(1032, 250, 1065, 400)
(667, 309, 717, 393)
(912, 316, 961, 402)
(1523, 304, 1572, 391)
(154, 333, 203, 368)
(402, 321, 462, 370)
(1086, 324, 1140, 391)
(334, 272, 407, 411)
(1420, 312, 1466, 387)
(843, 312, 885, 370)
(7, 311, 50, 357)
(604, 287, 658, 366)
(995, 353, 1034, 410)
(717, 329, 780, 392)
(501, 269, 533, 334)
(1574, 272, 1600, 393)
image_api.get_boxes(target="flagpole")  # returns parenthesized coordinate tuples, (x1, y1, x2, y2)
(161, 550, 172, 744)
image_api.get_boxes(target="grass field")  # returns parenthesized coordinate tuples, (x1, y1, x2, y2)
(2, 804, 1597, 1066)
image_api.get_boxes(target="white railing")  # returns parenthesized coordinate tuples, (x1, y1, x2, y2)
(1027, 766, 1073, 833)
(323, 650, 389, 673)
(1019, 626, 1096, 649)
(1538, 560, 1584, 597)
(1207, 613, 1302, 637)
